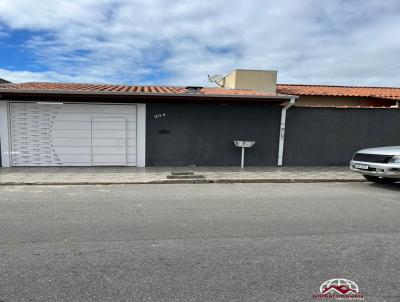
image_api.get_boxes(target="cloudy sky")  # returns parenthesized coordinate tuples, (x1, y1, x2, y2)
(0, 0, 399, 86)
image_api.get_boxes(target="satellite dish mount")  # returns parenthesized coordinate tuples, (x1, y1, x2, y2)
(208, 74, 224, 87)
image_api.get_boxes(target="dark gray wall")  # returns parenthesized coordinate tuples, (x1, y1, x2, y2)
(284, 107, 400, 166)
(146, 103, 281, 166)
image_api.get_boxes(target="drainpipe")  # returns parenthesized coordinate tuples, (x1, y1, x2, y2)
(277, 97, 296, 166)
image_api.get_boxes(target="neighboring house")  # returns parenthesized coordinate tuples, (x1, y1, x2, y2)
(0, 69, 399, 168)
(277, 84, 399, 107)
(219, 69, 399, 107)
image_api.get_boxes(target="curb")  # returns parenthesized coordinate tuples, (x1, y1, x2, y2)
(210, 178, 365, 184)
(0, 178, 365, 185)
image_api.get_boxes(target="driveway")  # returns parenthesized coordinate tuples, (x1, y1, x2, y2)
(0, 183, 399, 301)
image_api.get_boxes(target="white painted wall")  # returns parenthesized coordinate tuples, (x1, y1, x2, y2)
(0, 101, 10, 167)
(136, 103, 146, 167)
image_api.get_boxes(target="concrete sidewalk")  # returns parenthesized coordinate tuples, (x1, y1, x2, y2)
(0, 166, 363, 185)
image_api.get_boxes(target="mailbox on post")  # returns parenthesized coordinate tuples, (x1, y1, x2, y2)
(234, 140, 256, 168)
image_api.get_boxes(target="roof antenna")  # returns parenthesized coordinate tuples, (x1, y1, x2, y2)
(208, 74, 224, 87)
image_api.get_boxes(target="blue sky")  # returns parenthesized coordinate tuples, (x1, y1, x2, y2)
(0, 0, 400, 86)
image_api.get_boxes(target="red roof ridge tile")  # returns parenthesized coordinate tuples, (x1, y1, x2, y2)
(0, 81, 190, 89)
(2, 81, 400, 101)
(0, 82, 292, 99)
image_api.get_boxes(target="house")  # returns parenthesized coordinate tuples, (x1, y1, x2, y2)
(0, 69, 399, 168)
(0, 81, 296, 167)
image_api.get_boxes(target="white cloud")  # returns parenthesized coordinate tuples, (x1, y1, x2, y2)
(0, 68, 107, 83)
(0, 68, 56, 83)
(0, 0, 400, 86)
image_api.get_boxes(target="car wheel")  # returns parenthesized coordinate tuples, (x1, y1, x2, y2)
(363, 174, 397, 184)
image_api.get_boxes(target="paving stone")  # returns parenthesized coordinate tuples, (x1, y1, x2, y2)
(0, 166, 363, 184)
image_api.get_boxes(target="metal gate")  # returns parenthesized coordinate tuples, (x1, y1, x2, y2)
(10, 103, 137, 166)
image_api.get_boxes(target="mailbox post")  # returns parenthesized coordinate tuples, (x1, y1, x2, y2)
(234, 141, 256, 168)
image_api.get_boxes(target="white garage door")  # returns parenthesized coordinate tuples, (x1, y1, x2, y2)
(10, 103, 137, 166)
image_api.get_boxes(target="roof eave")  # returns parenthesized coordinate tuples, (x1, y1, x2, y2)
(282, 93, 400, 101)
(0, 88, 298, 101)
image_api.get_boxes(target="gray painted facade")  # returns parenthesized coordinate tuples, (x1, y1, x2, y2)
(146, 103, 281, 166)
(284, 107, 400, 166)
(146, 103, 400, 167)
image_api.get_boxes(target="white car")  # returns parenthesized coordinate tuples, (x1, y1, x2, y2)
(350, 146, 400, 183)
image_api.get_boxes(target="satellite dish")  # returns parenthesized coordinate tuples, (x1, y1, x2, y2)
(208, 74, 223, 83)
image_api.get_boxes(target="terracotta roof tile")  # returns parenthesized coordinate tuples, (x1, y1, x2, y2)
(2, 82, 399, 101)
(0, 82, 288, 98)
(277, 84, 400, 101)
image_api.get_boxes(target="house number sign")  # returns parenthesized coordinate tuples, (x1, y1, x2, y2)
(154, 113, 166, 119)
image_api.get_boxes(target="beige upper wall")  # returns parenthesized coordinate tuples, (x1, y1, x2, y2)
(294, 96, 396, 107)
(219, 69, 277, 93)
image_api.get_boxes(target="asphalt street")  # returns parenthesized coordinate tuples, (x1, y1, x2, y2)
(0, 182, 399, 302)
